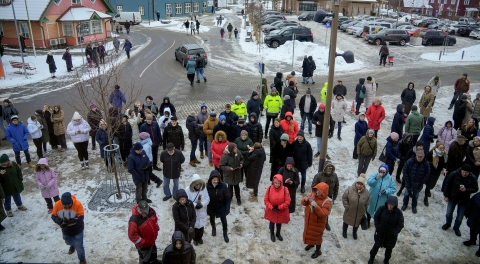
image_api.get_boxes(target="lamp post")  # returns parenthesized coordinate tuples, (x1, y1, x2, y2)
(318, 0, 355, 171)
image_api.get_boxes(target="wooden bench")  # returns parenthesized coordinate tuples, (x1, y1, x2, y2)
(9, 61, 36, 74)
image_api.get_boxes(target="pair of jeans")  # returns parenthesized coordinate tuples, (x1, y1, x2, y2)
(301, 113, 312, 133)
(14, 150, 31, 165)
(135, 182, 148, 202)
(309, 75, 315, 83)
(199, 136, 207, 152)
(264, 114, 278, 136)
(403, 188, 419, 208)
(33, 138, 44, 159)
(357, 154, 372, 176)
(63, 231, 85, 261)
(4, 192, 23, 211)
(337, 121, 342, 136)
(299, 168, 307, 189)
(196, 68, 206, 80)
(207, 140, 212, 161)
(445, 200, 466, 229)
(369, 243, 392, 263)
(73, 141, 89, 162)
(45, 196, 60, 209)
(316, 137, 324, 154)
(210, 215, 228, 231)
(190, 139, 198, 161)
(163, 177, 179, 197)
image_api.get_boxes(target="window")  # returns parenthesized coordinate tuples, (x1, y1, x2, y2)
(72, 0, 81, 4)
(430, 0, 434, 3)
(90, 0, 96, 3)
(63, 22, 74, 36)
(166, 3, 172, 14)
(53, 0, 62, 5)
(175, 3, 182, 14)
(464, 0, 470, 4)
(18, 21, 29, 38)
(298, 3, 317, 11)
(193, 2, 199, 12)
(0, 22, 3, 36)
(443, 0, 447, 4)
(91, 20, 102, 34)
(184, 3, 191, 13)
(451, 0, 455, 4)
(116, 5, 123, 12)
(203, 1, 207, 12)
(80, 21, 91, 35)
(0, 0, 12, 4)
(139, 6, 145, 15)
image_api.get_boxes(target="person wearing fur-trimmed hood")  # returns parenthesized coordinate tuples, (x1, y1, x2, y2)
(342, 174, 370, 239)
(185, 174, 210, 246)
(66, 111, 91, 170)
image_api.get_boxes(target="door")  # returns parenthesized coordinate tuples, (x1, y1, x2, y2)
(280, 29, 292, 44)
(436, 32, 446, 45)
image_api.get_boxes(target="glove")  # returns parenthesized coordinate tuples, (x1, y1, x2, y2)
(67, 218, 78, 224)
(195, 202, 203, 209)
(55, 218, 63, 225)
(163, 118, 168, 123)
(272, 206, 279, 212)
(310, 201, 317, 208)
(60, 220, 69, 228)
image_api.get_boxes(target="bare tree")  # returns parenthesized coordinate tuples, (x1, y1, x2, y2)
(247, 1, 265, 51)
(69, 54, 142, 199)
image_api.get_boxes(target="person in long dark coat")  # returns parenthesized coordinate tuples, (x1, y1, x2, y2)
(270, 133, 294, 181)
(301, 55, 312, 84)
(464, 192, 480, 257)
(246, 142, 266, 197)
(116, 115, 133, 162)
(368, 196, 404, 264)
(355, 78, 366, 115)
(46, 52, 57, 78)
(97, 42, 106, 64)
(87, 104, 103, 151)
(424, 142, 447, 206)
(43, 104, 58, 148)
(62, 48, 73, 72)
(206, 170, 231, 243)
(277, 157, 300, 213)
(172, 189, 197, 244)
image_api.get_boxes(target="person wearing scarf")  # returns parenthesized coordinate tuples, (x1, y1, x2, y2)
(425, 142, 447, 206)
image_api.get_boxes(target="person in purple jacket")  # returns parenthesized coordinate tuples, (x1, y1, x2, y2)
(35, 158, 60, 214)
(109, 85, 126, 115)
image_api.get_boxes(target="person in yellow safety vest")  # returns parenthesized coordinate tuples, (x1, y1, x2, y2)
(232, 96, 247, 120)
(263, 88, 283, 138)
(320, 82, 328, 104)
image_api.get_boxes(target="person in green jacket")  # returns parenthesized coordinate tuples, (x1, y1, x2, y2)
(186, 56, 196, 86)
(0, 154, 27, 218)
(404, 105, 424, 145)
(227, 23, 234, 39)
(232, 96, 247, 119)
(263, 88, 282, 138)
(320, 82, 328, 104)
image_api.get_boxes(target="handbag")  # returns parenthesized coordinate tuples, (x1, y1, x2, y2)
(378, 146, 388, 163)
(360, 214, 368, 230)
(359, 85, 366, 99)
(423, 100, 429, 107)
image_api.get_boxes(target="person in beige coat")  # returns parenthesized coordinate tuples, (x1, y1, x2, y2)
(419, 85, 435, 122)
(462, 94, 474, 126)
(342, 174, 370, 240)
(51, 104, 67, 151)
(364, 76, 377, 112)
(285, 71, 297, 88)
(332, 93, 348, 140)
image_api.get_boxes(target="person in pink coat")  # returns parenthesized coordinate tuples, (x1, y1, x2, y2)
(211, 130, 229, 178)
(437, 120, 457, 152)
(366, 97, 385, 138)
(264, 174, 291, 242)
(35, 158, 60, 214)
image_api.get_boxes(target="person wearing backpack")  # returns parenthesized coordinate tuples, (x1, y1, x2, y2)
(355, 78, 366, 115)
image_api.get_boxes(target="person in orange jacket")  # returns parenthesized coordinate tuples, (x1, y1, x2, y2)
(280, 112, 299, 144)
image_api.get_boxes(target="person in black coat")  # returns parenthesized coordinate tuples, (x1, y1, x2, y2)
(424, 142, 447, 206)
(116, 115, 133, 162)
(463, 192, 480, 256)
(162, 231, 196, 264)
(162, 116, 185, 151)
(270, 133, 294, 181)
(246, 143, 266, 197)
(273, 72, 284, 97)
(160, 143, 186, 201)
(86, 104, 103, 150)
(400, 151, 430, 214)
(186, 111, 201, 165)
(159, 97, 177, 117)
(246, 91, 261, 119)
(368, 196, 404, 264)
(140, 115, 162, 170)
(206, 170, 231, 243)
(301, 55, 312, 84)
(446, 136, 468, 174)
(220, 104, 238, 126)
(277, 157, 300, 213)
(279, 95, 294, 120)
(308, 56, 316, 84)
(453, 94, 468, 130)
(172, 189, 197, 243)
(312, 104, 334, 157)
(395, 133, 413, 183)
(46, 53, 57, 78)
(355, 78, 366, 115)
(246, 112, 263, 143)
(441, 164, 479, 236)
(292, 131, 313, 193)
(391, 104, 405, 139)
(397, 140, 424, 196)
(128, 143, 152, 203)
(268, 118, 283, 150)
(213, 115, 234, 143)
(299, 89, 317, 135)
(385, 133, 400, 176)
(233, 118, 250, 139)
(400, 82, 416, 115)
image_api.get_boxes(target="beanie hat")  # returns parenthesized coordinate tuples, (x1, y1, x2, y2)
(289, 81, 295, 86)
(3, 99, 11, 103)
(232, 115, 239, 122)
(170, 116, 178, 121)
(139, 132, 150, 140)
(461, 94, 468, 100)
(134, 142, 143, 150)
(209, 112, 217, 117)
(35, 109, 43, 115)
(434, 76, 439, 80)
(366, 76, 372, 81)
(10, 115, 19, 121)
(336, 92, 342, 97)
(115, 85, 120, 89)
(457, 135, 467, 140)
(356, 174, 366, 185)
(461, 164, 472, 172)
(0, 154, 10, 163)
(219, 115, 226, 122)
(319, 104, 325, 110)
(284, 95, 290, 100)
(235, 95, 241, 101)
(280, 133, 289, 141)
(200, 102, 207, 110)
(416, 140, 424, 146)
(411, 105, 418, 111)
(166, 142, 174, 150)
(61, 192, 73, 206)
(90, 104, 97, 109)
(271, 87, 277, 93)
(252, 91, 258, 97)
(72, 111, 82, 120)
(463, 73, 468, 77)
(146, 114, 153, 120)
(297, 130, 305, 138)
(291, 71, 296, 75)
(306, 88, 311, 95)
(390, 132, 399, 141)
(238, 118, 245, 124)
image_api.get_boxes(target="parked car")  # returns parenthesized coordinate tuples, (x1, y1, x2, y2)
(356, 25, 387, 37)
(261, 17, 283, 25)
(457, 26, 476, 36)
(174, 44, 208, 67)
(419, 18, 440, 27)
(264, 26, 313, 48)
(470, 29, 480, 39)
(420, 30, 456, 45)
(265, 15, 286, 20)
(340, 20, 357, 31)
(398, 25, 417, 31)
(398, 12, 407, 17)
(263, 10, 281, 16)
(298, 12, 315, 21)
(365, 28, 409, 45)
(324, 16, 349, 25)
(459, 17, 477, 25)
(409, 8, 422, 14)
(428, 22, 447, 29)
(263, 21, 300, 34)
(388, 12, 399, 18)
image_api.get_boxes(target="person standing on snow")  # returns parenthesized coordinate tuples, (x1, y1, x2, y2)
(379, 43, 389, 66)
(124, 20, 131, 34)
(206, 170, 230, 243)
(264, 174, 291, 242)
(366, 164, 396, 228)
(293, 131, 313, 194)
(46, 52, 57, 78)
(27, 115, 44, 160)
(0, 153, 28, 217)
(195, 53, 207, 83)
(113, 36, 120, 54)
(332, 93, 348, 140)
(35, 159, 60, 214)
(404, 105, 424, 145)
(87, 104, 103, 151)
(308, 56, 316, 84)
(51, 192, 86, 264)
(301, 55, 312, 84)
(66, 112, 91, 170)
(234, 27, 238, 39)
(6, 115, 35, 168)
(128, 200, 160, 264)
(400, 150, 430, 214)
(427, 76, 441, 106)
(186, 56, 196, 86)
(172, 189, 197, 244)
(123, 38, 132, 59)
(365, 98, 385, 138)
(299, 88, 317, 136)
(220, 27, 225, 38)
(341, 174, 370, 240)
(449, 73, 470, 110)
(400, 82, 416, 115)
(227, 23, 233, 39)
(185, 174, 210, 246)
(364, 76, 377, 112)
(128, 143, 152, 203)
(356, 129, 378, 176)
(140, 114, 162, 171)
(160, 143, 186, 201)
(62, 48, 73, 72)
(355, 78, 366, 115)
(311, 161, 339, 231)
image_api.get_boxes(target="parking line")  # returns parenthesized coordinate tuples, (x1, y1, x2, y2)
(139, 39, 176, 78)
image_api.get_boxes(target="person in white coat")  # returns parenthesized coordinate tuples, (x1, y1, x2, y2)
(66, 111, 91, 169)
(27, 115, 44, 160)
(158, 107, 172, 136)
(332, 93, 348, 140)
(127, 109, 142, 143)
(427, 76, 441, 107)
(185, 174, 210, 246)
(364, 76, 377, 112)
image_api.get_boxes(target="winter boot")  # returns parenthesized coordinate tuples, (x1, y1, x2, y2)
(200, 151, 205, 159)
(275, 225, 283, 241)
(189, 160, 197, 167)
(193, 158, 201, 164)
(6, 210, 13, 217)
(211, 223, 216, 236)
(155, 178, 163, 188)
(209, 161, 213, 167)
(368, 256, 375, 264)
(79, 258, 87, 264)
(311, 245, 322, 258)
(81, 162, 85, 170)
(17, 205, 27, 211)
(68, 246, 75, 254)
(314, 152, 320, 158)
(237, 198, 241, 206)
(325, 222, 331, 231)
(28, 161, 35, 168)
(253, 188, 258, 197)
(342, 222, 348, 238)
(270, 228, 276, 242)
(204, 78, 207, 83)
(352, 227, 358, 240)
(223, 229, 229, 243)
(0, 223, 5, 231)
(424, 197, 429, 207)
(85, 160, 89, 169)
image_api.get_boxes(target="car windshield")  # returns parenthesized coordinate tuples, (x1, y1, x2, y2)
(301, 12, 309, 16)
(376, 29, 389, 34)
(270, 21, 282, 26)
(188, 48, 205, 55)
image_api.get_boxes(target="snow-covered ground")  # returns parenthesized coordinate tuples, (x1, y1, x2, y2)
(421, 43, 480, 62)
(1, 83, 479, 263)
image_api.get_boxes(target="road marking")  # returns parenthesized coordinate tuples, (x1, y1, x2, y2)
(139, 39, 176, 78)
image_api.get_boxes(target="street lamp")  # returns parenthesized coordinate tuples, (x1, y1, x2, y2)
(148, 1, 151, 25)
(318, 0, 355, 172)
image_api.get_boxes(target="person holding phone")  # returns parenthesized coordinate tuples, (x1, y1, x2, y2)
(366, 164, 396, 229)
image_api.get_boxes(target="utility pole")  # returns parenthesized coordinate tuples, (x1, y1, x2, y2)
(24, 0, 36, 57)
(12, 0, 28, 78)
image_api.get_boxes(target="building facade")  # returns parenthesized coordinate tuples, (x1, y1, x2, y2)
(279, 0, 387, 16)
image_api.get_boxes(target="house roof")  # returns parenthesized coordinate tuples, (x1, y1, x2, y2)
(0, 0, 50, 21)
(58, 7, 112, 21)
(402, 0, 431, 8)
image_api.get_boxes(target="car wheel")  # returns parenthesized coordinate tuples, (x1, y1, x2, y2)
(426, 39, 433, 46)
(182, 58, 185, 67)
(448, 39, 454, 46)
(399, 39, 406, 46)
(375, 39, 382, 45)
(271, 41, 279, 48)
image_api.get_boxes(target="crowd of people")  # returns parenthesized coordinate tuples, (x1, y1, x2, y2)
(0, 70, 479, 263)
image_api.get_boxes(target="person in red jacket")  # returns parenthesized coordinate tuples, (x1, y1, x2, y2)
(128, 201, 160, 264)
(366, 98, 385, 138)
(264, 174, 291, 242)
(449, 73, 470, 109)
(280, 112, 299, 144)
(211, 130, 229, 179)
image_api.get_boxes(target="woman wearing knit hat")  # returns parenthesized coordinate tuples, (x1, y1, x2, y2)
(356, 129, 378, 176)
(341, 174, 370, 239)
(279, 94, 293, 120)
(353, 113, 368, 159)
(66, 112, 91, 170)
(283, 81, 298, 111)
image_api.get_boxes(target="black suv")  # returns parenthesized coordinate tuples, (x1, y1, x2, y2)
(264, 27, 313, 48)
(298, 12, 314, 21)
(263, 21, 300, 34)
(174, 44, 208, 67)
(420, 30, 456, 45)
(365, 29, 410, 46)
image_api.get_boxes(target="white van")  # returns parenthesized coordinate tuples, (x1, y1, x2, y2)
(114, 12, 142, 25)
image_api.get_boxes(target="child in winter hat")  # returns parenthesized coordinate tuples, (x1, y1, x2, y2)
(139, 132, 150, 140)
(35, 158, 60, 214)
(200, 102, 207, 110)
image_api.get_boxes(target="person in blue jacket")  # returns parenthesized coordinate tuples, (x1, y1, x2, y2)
(401, 150, 430, 214)
(123, 38, 132, 59)
(366, 164, 396, 228)
(419, 116, 437, 154)
(353, 113, 368, 159)
(6, 115, 34, 168)
(385, 132, 400, 175)
(108, 85, 126, 115)
(95, 120, 109, 167)
(186, 56, 196, 86)
(140, 114, 162, 171)
(127, 142, 152, 203)
(391, 104, 405, 139)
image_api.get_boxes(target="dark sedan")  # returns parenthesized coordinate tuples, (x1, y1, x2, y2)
(298, 12, 314, 21)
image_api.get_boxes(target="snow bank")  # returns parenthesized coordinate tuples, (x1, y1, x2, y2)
(216, 9, 234, 14)
(420, 43, 480, 62)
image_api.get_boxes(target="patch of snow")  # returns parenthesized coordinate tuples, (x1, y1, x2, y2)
(216, 9, 234, 14)
(420, 43, 480, 62)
